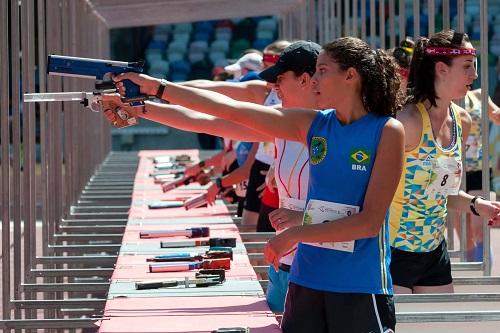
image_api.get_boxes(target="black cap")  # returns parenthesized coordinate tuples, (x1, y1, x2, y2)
(258, 41, 321, 83)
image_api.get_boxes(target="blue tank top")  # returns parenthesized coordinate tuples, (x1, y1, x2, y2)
(289, 109, 393, 295)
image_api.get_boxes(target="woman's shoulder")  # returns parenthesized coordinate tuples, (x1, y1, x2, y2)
(382, 117, 405, 138)
(395, 103, 424, 150)
(451, 101, 472, 127)
(396, 103, 420, 126)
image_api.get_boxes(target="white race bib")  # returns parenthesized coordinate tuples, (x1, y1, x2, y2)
(424, 156, 462, 198)
(280, 197, 306, 211)
(277, 197, 306, 265)
(302, 199, 359, 253)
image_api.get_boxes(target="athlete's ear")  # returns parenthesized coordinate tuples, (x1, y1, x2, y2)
(299, 72, 310, 87)
(345, 67, 357, 81)
(435, 61, 449, 77)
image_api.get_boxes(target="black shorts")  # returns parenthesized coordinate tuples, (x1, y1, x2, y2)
(224, 159, 239, 175)
(281, 282, 396, 333)
(256, 202, 276, 232)
(390, 240, 452, 290)
(236, 196, 244, 217)
(243, 159, 269, 213)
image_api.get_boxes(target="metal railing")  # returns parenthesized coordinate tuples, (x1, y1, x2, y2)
(1, 0, 111, 329)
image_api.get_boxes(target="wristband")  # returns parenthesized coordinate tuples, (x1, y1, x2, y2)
(215, 177, 223, 192)
(155, 79, 167, 99)
(137, 104, 147, 114)
(470, 195, 485, 216)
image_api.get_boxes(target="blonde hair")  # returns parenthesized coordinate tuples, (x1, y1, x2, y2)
(263, 40, 291, 55)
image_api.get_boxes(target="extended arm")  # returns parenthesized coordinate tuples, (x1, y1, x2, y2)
(101, 94, 273, 142)
(179, 79, 269, 104)
(113, 73, 317, 144)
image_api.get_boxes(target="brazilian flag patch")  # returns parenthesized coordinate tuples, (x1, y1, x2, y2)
(310, 136, 327, 165)
(350, 149, 371, 165)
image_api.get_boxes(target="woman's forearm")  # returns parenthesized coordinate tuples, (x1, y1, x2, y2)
(161, 82, 315, 143)
(289, 210, 385, 244)
(178, 80, 267, 104)
(141, 101, 273, 142)
(447, 190, 474, 211)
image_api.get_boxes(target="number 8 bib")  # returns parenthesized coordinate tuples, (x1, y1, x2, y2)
(424, 156, 462, 198)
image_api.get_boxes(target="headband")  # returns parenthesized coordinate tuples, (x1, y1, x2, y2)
(424, 47, 476, 56)
(263, 53, 280, 64)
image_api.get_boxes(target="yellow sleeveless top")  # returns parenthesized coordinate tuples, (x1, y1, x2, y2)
(389, 102, 463, 252)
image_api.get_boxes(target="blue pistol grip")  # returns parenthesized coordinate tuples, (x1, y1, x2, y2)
(122, 79, 141, 98)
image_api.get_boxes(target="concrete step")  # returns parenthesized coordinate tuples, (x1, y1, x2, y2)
(396, 310, 500, 322)
(395, 293, 500, 310)
(396, 320, 500, 333)
(454, 276, 500, 292)
(396, 301, 500, 312)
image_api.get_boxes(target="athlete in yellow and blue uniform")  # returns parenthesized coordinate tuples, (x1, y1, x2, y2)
(390, 102, 463, 289)
(389, 30, 500, 294)
(391, 102, 463, 253)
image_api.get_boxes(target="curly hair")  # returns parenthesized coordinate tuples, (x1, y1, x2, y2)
(408, 30, 471, 106)
(322, 37, 404, 117)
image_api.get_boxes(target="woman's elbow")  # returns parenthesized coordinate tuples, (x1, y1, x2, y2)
(362, 213, 386, 237)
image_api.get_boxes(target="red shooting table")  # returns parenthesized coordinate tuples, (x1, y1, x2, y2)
(98, 150, 281, 333)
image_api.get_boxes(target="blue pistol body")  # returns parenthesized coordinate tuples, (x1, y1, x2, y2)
(47, 55, 145, 103)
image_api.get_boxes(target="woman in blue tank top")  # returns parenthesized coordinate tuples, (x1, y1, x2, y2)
(111, 37, 405, 333)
